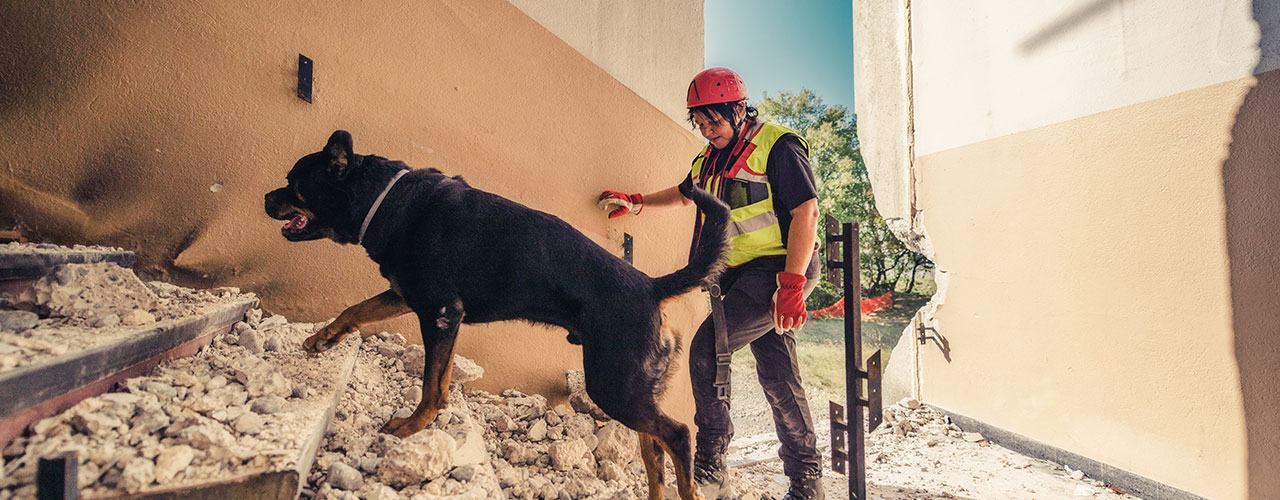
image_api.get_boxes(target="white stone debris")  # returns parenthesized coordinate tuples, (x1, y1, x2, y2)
(0, 260, 255, 374)
(0, 309, 355, 499)
(302, 333, 660, 500)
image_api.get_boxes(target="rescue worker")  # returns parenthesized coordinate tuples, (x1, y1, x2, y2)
(599, 67, 824, 500)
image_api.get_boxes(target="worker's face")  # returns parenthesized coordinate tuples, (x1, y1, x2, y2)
(693, 105, 744, 150)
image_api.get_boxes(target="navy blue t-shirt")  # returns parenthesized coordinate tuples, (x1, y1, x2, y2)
(680, 132, 818, 251)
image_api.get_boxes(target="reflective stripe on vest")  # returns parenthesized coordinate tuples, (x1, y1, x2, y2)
(691, 121, 808, 267)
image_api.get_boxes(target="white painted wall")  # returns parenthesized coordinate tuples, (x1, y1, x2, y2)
(911, 0, 1280, 155)
(506, 0, 704, 125)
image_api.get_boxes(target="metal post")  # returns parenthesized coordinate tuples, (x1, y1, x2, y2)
(37, 450, 78, 500)
(843, 222, 866, 498)
(823, 216, 882, 500)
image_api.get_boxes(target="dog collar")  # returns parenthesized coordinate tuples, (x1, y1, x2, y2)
(358, 169, 410, 245)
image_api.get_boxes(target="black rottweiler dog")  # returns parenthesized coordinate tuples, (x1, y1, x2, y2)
(264, 130, 728, 500)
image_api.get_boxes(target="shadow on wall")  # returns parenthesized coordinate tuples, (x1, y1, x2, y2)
(1228, 2, 1280, 498)
(1018, 0, 1121, 53)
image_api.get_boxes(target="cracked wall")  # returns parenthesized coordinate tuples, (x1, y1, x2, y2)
(854, 0, 1280, 498)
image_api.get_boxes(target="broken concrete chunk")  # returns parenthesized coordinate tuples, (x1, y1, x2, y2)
(451, 355, 484, 384)
(549, 438, 589, 471)
(154, 445, 195, 484)
(401, 345, 426, 375)
(238, 329, 264, 354)
(250, 395, 286, 415)
(120, 457, 156, 493)
(566, 370, 609, 420)
(233, 412, 265, 435)
(593, 421, 638, 465)
(0, 310, 39, 333)
(378, 429, 456, 487)
(526, 418, 547, 442)
(328, 461, 363, 491)
(71, 413, 124, 436)
(122, 309, 156, 326)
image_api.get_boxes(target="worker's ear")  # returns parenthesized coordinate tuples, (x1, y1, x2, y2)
(325, 130, 354, 178)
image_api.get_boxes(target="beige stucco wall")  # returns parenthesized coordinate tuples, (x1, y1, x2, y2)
(505, 0, 704, 124)
(855, 0, 1280, 498)
(0, 0, 707, 421)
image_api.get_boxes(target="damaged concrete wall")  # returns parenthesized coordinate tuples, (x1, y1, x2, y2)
(505, 0, 704, 125)
(0, 0, 706, 421)
(854, 0, 1280, 498)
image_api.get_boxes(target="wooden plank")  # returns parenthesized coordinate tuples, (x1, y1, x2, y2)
(0, 298, 257, 448)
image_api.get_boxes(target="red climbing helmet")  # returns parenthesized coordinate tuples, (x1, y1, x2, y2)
(686, 67, 748, 108)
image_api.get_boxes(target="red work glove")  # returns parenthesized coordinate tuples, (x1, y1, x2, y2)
(772, 271, 808, 333)
(597, 191, 644, 218)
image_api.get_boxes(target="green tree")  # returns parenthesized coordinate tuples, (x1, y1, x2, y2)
(757, 90, 930, 309)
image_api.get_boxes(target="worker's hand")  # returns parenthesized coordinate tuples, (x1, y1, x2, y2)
(597, 191, 644, 218)
(772, 271, 808, 333)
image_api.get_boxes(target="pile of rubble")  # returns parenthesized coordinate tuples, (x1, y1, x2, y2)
(305, 333, 657, 500)
(0, 262, 253, 371)
(0, 311, 355, 499)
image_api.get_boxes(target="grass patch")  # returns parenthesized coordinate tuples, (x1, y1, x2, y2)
(730, 292, 932, 393)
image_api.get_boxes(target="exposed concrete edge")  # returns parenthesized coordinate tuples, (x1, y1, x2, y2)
(883, 267, 948, 403)
(931, 405, 1209, 500)
(0, 249, 135, 280)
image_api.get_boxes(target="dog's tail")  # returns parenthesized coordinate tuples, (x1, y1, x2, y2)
(651, 183, 730, 300)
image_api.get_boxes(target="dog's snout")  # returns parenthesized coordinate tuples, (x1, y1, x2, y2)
(264, 187, 291, 218)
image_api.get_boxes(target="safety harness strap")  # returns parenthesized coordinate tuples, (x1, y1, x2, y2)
(709, 283, 732, 401)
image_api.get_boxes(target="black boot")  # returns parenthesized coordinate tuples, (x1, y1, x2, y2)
(694, 437, 731, 499)
(781, 468, 824, 500)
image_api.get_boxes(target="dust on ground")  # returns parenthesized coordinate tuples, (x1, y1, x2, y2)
(723, 292, 1142, 499)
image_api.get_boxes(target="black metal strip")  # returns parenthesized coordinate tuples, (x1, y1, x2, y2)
(37, 450, 78, 500)
(623, 233, 633, 264)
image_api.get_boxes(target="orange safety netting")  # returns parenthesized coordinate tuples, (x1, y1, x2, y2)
(807, 291, 893, 319)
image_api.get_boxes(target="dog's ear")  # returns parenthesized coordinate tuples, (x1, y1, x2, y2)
(324, 130, 354, 178)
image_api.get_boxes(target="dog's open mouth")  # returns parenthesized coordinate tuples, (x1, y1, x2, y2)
(281, 213, 316, 240)
(283, 213, 308, 232)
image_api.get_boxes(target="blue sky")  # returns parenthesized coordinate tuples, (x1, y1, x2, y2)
(704, 0, 855, 112)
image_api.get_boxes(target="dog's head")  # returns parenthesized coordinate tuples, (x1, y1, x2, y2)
(264, 130, 363, 243)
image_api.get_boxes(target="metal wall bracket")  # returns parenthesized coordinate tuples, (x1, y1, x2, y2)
(297, 54, 313, 103)
(830, 401, 849, 475)
(623, 233, 633, 265)
(916, 317, 951, 361)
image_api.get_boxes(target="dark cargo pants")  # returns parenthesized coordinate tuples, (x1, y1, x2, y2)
(689, 254, 821, 478)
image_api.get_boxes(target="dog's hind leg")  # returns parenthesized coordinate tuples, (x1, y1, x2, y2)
(638, 433, 667, 500)
(603, 399, 702, 500)
(648, 413, 702, 500)
(304, 289, 411, 353)
(381, 299, 464, 438)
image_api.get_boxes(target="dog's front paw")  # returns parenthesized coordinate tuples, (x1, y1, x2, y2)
(303, 322, 353, 353)
(379, 416, 426, 438)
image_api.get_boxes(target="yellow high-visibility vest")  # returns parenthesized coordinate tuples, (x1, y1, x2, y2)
(691, 120, 808, 267)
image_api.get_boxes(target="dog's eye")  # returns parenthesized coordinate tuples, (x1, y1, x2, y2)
(293, 186, 306, 203)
